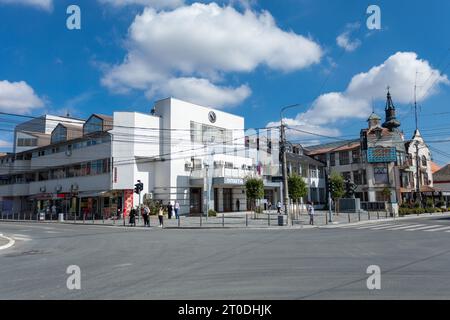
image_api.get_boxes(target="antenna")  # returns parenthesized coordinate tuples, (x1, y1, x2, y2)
(414, 71, 419, 132)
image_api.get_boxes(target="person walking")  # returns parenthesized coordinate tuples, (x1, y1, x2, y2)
(167, 202, 173, 219)
(268, 201, 272, 212)
(308, 202, 315, 225)
(129, 207, 137, 227)
(158, 205, 164, 227)
(276, 201, 282, 214)
(174, 201, 180, 219)
(236, 199, 240, 212)
(143, 205, 150, 227)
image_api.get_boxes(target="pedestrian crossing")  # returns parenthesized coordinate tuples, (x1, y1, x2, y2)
(338, 222, 450, 234)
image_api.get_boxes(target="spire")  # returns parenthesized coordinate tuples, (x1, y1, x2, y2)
(382, 87, 401, 131)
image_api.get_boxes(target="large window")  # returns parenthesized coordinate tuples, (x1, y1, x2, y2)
(374, 165, 389, 184)
(17, 138, 38, 147)
(51, 125, 67, 144)
(84, 116, 103, 135)
(190, 121, 232, 145)
(352, 149, 361, 164)
(339, 151, 350, 165)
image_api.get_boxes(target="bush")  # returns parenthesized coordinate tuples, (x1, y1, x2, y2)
(425, 207, 436, 214)
(255, 206, 263, 214)
(426, 198, 434, 208)
(208, 209, 217, 217)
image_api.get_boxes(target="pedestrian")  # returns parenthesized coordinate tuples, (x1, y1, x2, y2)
(167, 201, 173, 219)
(276, 201, 282, 214)
(174, 201, 180, 219)
(308, 202, 315, 225)
(51, 204, 57, 219)
(268, 201, 272, 212)
(158, 206, 164, 227)
(236, 199, 240, 212)
(143, 205, 150, 227)
(129, 207, 136, 227)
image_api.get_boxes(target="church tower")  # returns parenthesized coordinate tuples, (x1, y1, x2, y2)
(382, 88, 401, 131)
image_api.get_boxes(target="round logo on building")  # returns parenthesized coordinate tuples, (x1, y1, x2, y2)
(208, 111, 217, 123)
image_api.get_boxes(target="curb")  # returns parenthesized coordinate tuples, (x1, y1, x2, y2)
(0, 233, 15, 251)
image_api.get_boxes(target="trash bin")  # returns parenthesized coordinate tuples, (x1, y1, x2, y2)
(278, 215, 285, 226)
(58, 213, 64, 222)
(39, 212, 45, 221)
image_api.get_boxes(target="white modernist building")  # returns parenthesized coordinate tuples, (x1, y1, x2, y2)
(0, 98, 278, 218)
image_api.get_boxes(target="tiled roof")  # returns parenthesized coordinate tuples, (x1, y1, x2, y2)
(304, 139, 360, 155)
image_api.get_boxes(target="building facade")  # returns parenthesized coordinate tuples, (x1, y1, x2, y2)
(0, 98, 268, 218)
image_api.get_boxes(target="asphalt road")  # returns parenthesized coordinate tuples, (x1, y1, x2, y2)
(1, 215, 450, 300)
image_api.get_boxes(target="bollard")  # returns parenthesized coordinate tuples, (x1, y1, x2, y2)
(348, 213, 351, 223)
(245, 213, 248, 227)
(178, 215, 180, 228)
(368, 211, 371, 220)
(268, 214, 270, 226)
(325, 213, 328, 225)
(200, 214, 202, 227)
(102, 214, 105, 224)
(83, 214, 86, 224)
(385, 211, 388, 219)
(377, 211, 380, 220)
(222, 213, 225, 228)
(358, 212, 361, 221)
(92, 213, 95, 224)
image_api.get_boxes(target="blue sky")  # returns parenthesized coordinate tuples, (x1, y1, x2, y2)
(0, 0, 449, 164)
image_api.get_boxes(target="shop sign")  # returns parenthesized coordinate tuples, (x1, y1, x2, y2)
(368, 147, 397, 163)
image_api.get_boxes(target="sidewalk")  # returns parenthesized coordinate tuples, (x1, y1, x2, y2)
(1, 210, 449, 230)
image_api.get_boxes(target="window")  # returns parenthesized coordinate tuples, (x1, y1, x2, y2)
(84, 116, 103, 135)
(342, 172, 351, 181)
(352, 149, 361, 164)
(309, 165, 318, 178)
(17, 138, 38, 147)
(353, 170, 366, 185)
(374, 165, 389, 184)
(339, 151, 350, 165)
(51, 125, 67, 144)
(421, 155, 427, 167)
(190, 121, 231, 146)
(330, 153, 335, 166)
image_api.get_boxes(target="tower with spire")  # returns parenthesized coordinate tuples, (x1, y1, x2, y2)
(382, 87, 401, 131)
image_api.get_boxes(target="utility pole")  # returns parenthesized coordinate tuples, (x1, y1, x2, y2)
(280, 122, 290, 224)
(327, 153, 333, 223)
(415, 140, 422, 207)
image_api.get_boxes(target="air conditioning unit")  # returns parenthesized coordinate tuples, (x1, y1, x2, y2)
(185, 162, 193, 169)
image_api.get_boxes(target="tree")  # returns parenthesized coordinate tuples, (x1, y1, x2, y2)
(330, 171, 345, 213)
(381, 187, 392, 202)
(288, 174, 308, 219)
(245, 177, 264, 218)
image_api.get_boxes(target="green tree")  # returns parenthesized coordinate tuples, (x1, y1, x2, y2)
(245, 177, 264, 218)
(330, 171, 345, 213)
(381, 187, 392, 202)
(288, 174, 308, 218)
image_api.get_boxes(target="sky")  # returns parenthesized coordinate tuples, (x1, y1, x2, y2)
(0, 0, 449, 164)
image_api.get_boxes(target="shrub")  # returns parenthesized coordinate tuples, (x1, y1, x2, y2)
(208, 209, 217, 217)
(426, 198, 434, 208)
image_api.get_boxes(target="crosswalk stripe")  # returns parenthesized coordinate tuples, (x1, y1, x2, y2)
(423, 226, 450, 232)
(384, 224, 424, 230)
(354, 223, 396, 229)
(369, 224, 416, 230)
(404, 225, 442, 231)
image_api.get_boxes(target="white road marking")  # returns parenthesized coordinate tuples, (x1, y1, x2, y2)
(44, 231, 61, 234)
(404, 225, 442, 231)
(423, 226, 450, 232)
(383, 224, 424, 230)
(0, 234, 15, 250)
(369, 223, 414, 230)
(355, 223, 396, 229)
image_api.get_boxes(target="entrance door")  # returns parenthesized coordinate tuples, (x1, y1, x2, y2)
(190, 188, 202, 215)
(223, 188, 232, 212)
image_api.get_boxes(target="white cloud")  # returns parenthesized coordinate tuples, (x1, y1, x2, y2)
(269, 52, 449, 140)
(0, 80, 44, 114)
(336, 22, 361, 52)
(98, 0, 184, 9)
(0, 139, 12, 148)
(0, 0, 52, 11)
(101, 2, 323, 108)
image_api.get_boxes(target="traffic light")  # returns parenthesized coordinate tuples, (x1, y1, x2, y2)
(134, 180, 144, 194)
(327, 178, 334, 194)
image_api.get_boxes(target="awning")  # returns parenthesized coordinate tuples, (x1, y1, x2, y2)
(78, 191, 110, 198)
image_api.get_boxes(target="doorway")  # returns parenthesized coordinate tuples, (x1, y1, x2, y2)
(223, 188, 232, 212)
(190, 188, 202, 215)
